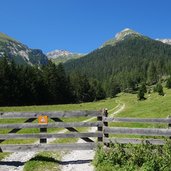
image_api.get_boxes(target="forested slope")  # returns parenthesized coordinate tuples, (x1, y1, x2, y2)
(65, 32, 171, 95)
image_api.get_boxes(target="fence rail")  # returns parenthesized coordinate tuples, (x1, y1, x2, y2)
(0, 121, 103, 129)
(0, 109, 171, 152)
(0, 143, 97, 152)
(0, 110, 101, 118)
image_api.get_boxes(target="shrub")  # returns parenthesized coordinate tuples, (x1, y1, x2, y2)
(93, 140, 171, 171)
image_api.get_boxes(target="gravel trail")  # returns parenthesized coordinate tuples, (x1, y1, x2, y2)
(60, 103, 125, 171)
(0, 129, 66, 171)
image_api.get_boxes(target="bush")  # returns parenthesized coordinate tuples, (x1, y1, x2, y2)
(93, 140, 171, 171)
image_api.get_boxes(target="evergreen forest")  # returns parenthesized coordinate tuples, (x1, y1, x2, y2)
(65, 36, 171, 96)
(0, 57, 105, 106)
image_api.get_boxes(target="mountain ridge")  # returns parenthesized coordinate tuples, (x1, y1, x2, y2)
(0, 32, 48, 65)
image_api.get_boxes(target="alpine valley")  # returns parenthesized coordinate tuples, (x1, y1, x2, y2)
(1, 28, 171, 106)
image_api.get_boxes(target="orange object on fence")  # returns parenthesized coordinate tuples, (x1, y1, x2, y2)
(38, 115, 48, 124)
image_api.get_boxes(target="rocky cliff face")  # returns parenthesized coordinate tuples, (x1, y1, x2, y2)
(157, 39, 171, 45)
(0, 32, 48, 65)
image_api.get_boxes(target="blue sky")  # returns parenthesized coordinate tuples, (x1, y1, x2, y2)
(0, 0, 171, 54)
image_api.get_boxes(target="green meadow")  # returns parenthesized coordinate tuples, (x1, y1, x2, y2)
(1, 88, 171, 170)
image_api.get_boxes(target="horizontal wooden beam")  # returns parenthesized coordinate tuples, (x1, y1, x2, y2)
(0, 132, 102, 139)
(104, 127, 171, 136)
(104, 138, 165, 145)
(0, 143, 97, 152)
(0, 118, 36, 144)
(0, 110, 101, 119)
(0, 121, 102, 129)
(103, 117, 171, 123)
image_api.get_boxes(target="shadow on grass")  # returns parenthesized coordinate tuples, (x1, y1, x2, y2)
(0, 155, 92, 167)
(29, 155, 92, 165)
(0, 161, 24, 167)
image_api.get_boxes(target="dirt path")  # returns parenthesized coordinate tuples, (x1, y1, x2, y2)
(0, 102, 125, 171)
(60, 102, 125, 171)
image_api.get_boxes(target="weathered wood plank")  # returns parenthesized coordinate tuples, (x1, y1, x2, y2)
(0, 143, 97, 152)
(0, 121, 102, 129)
(40, 128, 47, 143)
(0, 132, 102, 139)
(104, 138, 165, 145)
(52, 118, 94, 143)
(104, 127, 171, 136)
(0, 118, 36, 144)
(104, 117, 171, 123)
(97, 113, 103, 142)
(0, 110, 101, 118)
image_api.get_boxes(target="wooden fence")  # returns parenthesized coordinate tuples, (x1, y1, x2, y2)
(0, 110, 171, 152)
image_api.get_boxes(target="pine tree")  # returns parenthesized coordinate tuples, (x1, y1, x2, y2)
(156, 83, 164, 96)
(166, 77, 171, 89)
(137, 83, 147, 100)
(147, 62, 158, 85)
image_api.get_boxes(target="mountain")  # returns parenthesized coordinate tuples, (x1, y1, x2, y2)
(101, 28, 144, 48)
(47, 49, 83, 64)
(64, 28, 171, 95)
(0, 32, 48, 65)
(157, 39, 171, 45)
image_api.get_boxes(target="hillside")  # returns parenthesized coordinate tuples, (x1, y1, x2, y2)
(1, 88, 171, 171)
(64, 29, 171, 95)
(0, 32, 48, 65)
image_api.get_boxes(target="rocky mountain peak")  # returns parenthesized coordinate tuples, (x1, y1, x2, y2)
(47, 50, 74, 59)
(101, 28, 142, 48)
(157, 39, 171, 45)
(46, 49, 84, 64)
(115, 28, 141, 41)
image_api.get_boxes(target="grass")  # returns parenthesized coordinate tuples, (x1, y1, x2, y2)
(0, 98, 117, 112)
(24, 152, 61, 171)
(116, 88, 171, 118)
(2, 88, 171, 170)
(93, 88, 171, 171)
(108, 89, 171, 139)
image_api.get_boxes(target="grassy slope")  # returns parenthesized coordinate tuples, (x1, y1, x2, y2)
(1, 88, 171, 170)
(116, 88, 171, 118)
(108, 88, 171, 138)
(93, 88, 171, 171)
(0, 32, 16, 43)
(0, 98, 116, 112)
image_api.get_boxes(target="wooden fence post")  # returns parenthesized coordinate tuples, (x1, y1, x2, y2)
(103, 108, 109, 147)
(38, 115, 48, 143)
(168, 115, 171, 139)
(40, 128, 47, 143)
(97, 110, 103, 143)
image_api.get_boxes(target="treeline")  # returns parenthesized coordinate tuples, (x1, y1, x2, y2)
(65, 36, 171, 97)
(0, 57, 105, 106)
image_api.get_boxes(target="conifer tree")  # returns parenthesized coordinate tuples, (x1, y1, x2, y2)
(166, 77, 171, 89)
